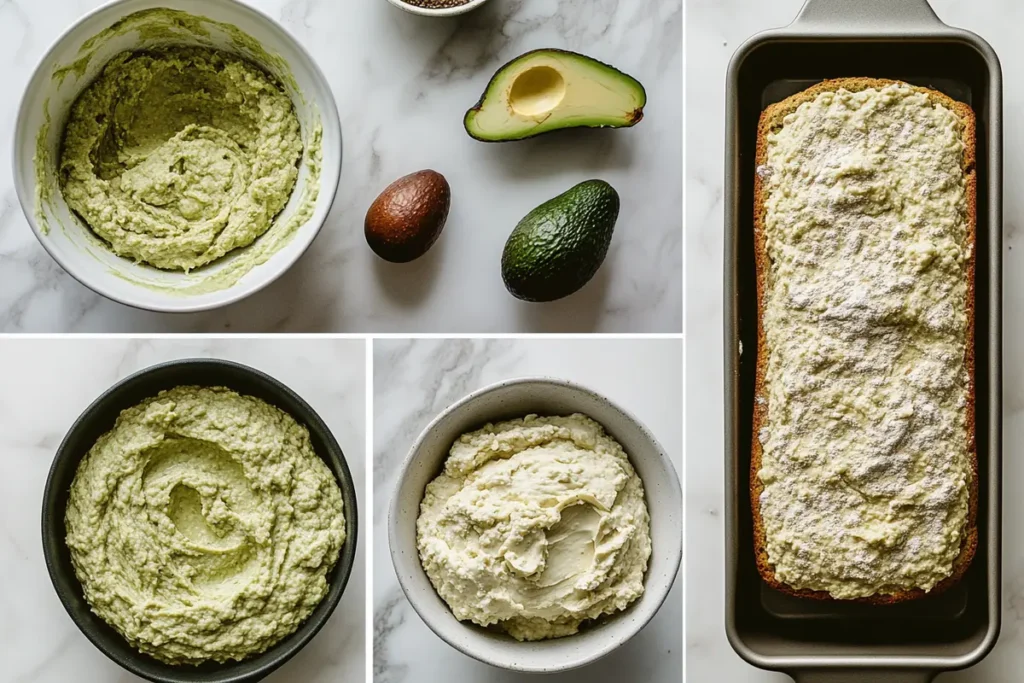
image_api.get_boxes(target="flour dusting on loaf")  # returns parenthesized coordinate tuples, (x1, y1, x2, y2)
(751, 78, 977, 602)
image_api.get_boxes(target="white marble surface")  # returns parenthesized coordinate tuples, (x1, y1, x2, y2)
(0, 0, 682, 333)
(0, 337, 367, 682)
(372, 338, 682, 682)
(685, 0, 1023, 680)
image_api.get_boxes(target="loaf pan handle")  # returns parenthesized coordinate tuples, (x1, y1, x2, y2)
(791, 0, 946, 33)
(794, 671, 935, 683)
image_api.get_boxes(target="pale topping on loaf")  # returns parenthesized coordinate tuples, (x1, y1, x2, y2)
(757, 83, 972, 599)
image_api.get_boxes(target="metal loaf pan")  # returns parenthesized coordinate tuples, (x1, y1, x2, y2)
(723, 0, 1003, 680)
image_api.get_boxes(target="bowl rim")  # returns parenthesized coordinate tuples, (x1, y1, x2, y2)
(384, 0, 491, 18)
(41, 357, 359, 683)
(387, 375, 682, 673)
(11, 0, 344, 314)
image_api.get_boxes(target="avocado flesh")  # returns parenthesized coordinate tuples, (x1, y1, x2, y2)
(502, 180, 620, 302)
(465, 49, 646, 142)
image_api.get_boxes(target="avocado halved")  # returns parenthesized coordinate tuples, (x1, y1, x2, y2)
(464, 49, 647, 142)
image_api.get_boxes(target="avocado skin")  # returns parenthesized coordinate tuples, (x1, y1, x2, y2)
(365, 170, 450, 263)
(502, 180, 620, 303)
(465, 48, 647, 143)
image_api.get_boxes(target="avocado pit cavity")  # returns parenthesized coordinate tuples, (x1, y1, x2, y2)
(509, 66, 567, 118)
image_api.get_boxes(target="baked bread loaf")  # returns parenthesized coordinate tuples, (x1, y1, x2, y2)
(752, 78, 977, 603)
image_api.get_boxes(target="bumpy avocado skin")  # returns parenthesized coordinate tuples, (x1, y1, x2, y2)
(501, 180, 620, 302)
(465, 48, 647, 142)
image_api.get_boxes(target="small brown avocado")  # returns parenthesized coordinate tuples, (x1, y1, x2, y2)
(365, 170, 451, 263)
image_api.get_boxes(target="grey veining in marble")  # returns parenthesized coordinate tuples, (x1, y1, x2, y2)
(0, 0, 682, 333)
(373, 337, 683, 682)
(0, 338, 367, 682)
(685, 0, 1023, 680)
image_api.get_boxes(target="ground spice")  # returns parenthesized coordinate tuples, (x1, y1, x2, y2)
(402, 0, 472, 8)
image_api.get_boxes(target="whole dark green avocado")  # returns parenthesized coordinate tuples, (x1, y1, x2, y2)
(501, 180, 620, 302)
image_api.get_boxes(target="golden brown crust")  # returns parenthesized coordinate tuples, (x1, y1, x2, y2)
(751, 77, 978, 604)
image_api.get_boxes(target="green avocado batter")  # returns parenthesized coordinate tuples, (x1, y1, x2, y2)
(59, 46, 304, 271)
(65, 386, 346, 665)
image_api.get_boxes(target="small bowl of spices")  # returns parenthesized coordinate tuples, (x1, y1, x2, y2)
(386, 0, 489, 17)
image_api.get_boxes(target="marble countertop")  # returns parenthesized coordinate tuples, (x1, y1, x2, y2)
(372, 338, 682, 682)
(685, 0, 1023, 680)
(0, 338, 367, 682)
(0, 0, 682, 333)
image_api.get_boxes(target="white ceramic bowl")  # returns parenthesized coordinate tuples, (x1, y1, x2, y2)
(389, 377, 682, 673)
(385, 0, 491, 18)
(13, 0, 342, 313)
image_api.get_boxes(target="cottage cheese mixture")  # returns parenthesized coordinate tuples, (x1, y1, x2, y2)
(757, 83, 972, 599)
(417, 414, 651, 641)
(59, 46, 305, 271)
(66, 387, 346, 664)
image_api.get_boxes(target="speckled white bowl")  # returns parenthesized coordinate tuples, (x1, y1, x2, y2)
(385, 0, 491, 18)
(388, 377, 682, 673)
(13, 0, 342, 313)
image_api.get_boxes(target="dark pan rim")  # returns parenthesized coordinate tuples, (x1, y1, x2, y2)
(41, 358, 359, 683)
